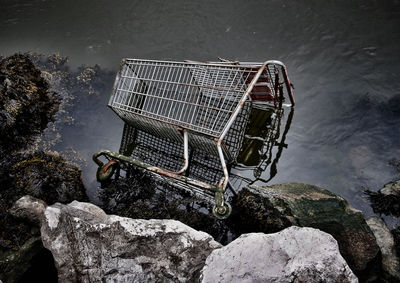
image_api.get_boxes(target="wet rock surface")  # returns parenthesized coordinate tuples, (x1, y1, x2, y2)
(392, 226, 400, 259)
(13, 196, 221, 283)
(201, 226, 358, 283)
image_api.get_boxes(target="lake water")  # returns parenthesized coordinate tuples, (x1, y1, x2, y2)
(1, 0, 400, 224)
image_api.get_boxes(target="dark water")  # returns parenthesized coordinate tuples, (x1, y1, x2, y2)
(1, 0, 400, 224)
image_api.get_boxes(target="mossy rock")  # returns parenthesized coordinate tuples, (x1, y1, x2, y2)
(232, 183, 380, 278)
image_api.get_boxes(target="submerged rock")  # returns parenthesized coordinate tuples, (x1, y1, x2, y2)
(201, 226, 358, 283)
(26, 53, 115, 155)
(231, 183, 380, 278)
(367, 217, 400, 281)
(12, 196, 221, 283)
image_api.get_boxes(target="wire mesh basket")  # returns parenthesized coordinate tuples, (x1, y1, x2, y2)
(93, 58, 294, 218)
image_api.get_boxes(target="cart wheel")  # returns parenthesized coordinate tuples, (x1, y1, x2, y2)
(212, 202, 232, 219)
(96, 160, 118, 182)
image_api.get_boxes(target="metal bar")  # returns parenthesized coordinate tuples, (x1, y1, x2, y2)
(215, 62, 268, 190)
(175, 130, 189, 175)
(92, 150, 220, 192)
(281, 65, 295, 106)
(119, 75, 247, 93)
(125, 58, 261, 69)
(112, 94, 232, 115)
(265, 60, 295, 107)
(219, 62, 268, 140)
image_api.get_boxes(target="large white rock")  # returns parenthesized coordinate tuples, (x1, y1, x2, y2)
(201, 226, 358, 283)
(13, 196, 221, 283)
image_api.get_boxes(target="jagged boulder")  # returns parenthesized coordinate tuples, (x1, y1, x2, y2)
(201, 226, 358, 283)
(12, 196, 221, 283)
(231, 183, 380, 278)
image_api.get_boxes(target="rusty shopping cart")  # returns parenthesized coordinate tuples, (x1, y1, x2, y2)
(93, 58, 294, 218)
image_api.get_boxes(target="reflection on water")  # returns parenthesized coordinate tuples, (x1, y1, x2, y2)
(234, 107, 294, 185)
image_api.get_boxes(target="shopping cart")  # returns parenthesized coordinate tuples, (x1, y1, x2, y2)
(93, 58, 294, 218)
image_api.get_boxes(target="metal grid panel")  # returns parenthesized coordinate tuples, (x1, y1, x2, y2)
(119, 123, 226, 185)
(119, 123, 184, 172)
(109, 59, 256, 138)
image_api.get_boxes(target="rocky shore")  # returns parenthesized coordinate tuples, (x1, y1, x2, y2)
(11, 195, 358, 283)
(0, 54, 399, 282)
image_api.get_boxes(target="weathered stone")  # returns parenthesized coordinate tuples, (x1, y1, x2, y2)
(367, 217, 400, 281)
(10, 195, 47, 225)
(201, 226, 358, 283)
(232, 183, 380, 277)
(16, 196, 221, 282)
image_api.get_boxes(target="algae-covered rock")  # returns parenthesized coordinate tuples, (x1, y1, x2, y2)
(232, 183, 380, 277)
(0, 54, 60, 152)
(0, 54, 89, 282)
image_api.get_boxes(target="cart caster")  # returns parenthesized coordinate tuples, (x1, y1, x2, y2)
(212, 202, 232, 219)
(96, 160, 118, 182)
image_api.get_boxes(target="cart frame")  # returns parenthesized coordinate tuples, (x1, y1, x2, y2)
(93, 58, 294, 218)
